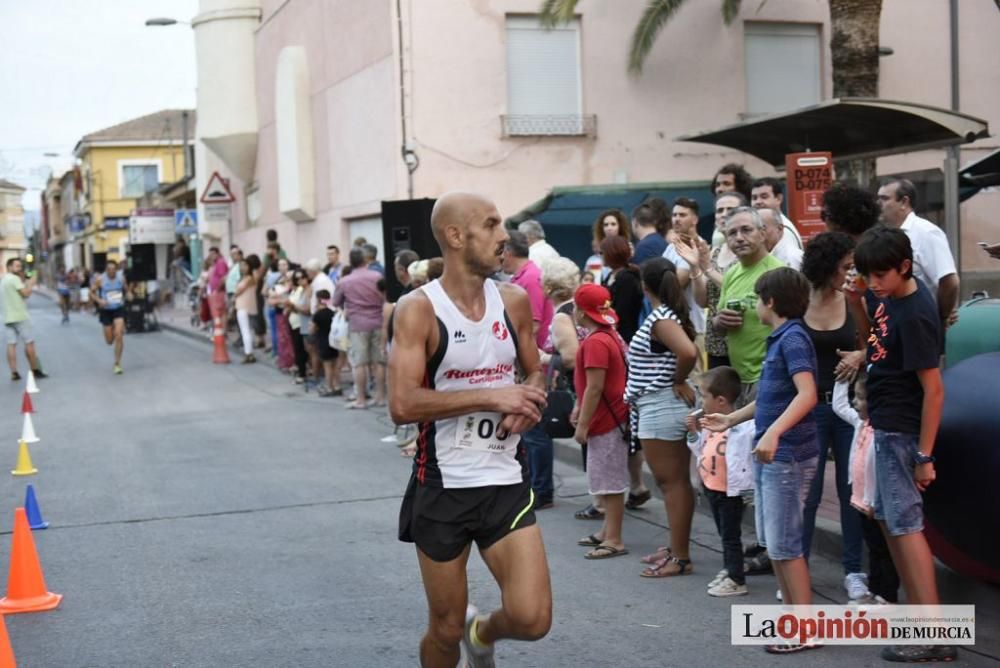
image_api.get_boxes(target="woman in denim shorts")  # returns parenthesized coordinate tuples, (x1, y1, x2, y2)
(626, 258, 700, 578)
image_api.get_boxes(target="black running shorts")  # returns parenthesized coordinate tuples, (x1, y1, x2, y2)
(398, 476, 537, 562)
(99, 309, 125, 327)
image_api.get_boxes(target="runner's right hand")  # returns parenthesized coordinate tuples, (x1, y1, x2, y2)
(492, 385, 547, 420)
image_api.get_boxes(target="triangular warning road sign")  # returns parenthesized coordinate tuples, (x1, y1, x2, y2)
(200, 171, 235, 204)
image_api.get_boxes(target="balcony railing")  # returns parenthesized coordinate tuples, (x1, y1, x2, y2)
(501, 114, 597, 138)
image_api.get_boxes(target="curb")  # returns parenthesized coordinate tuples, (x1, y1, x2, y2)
(550, 437, 845, 561)
(550, 439, 999, 613)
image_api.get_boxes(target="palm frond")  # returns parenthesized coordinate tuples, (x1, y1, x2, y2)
(721, 0, 743, 24)
(627, 0, 687, 75)
(538, 0, 581, 28)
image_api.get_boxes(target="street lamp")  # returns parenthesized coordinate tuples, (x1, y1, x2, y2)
(144, 17, 190, 27)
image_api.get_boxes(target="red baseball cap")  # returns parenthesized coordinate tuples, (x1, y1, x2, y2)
(574, 283, 619, 326)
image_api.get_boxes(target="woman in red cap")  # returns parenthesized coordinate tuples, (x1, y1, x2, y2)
(570, 283, 631, 559)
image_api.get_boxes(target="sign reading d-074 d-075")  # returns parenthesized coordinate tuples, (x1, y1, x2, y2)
(784, 152, 833, 243)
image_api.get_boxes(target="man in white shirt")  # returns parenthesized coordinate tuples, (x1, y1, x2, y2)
(751, 177, 804, 250)
(518, 220, 559, 266)
(759, 207, 803, 270)
(877, 178, 960, 327)
(661, 197, 708, 334)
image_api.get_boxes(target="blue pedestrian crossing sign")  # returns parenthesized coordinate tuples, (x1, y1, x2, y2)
(175, 209, 198, 235)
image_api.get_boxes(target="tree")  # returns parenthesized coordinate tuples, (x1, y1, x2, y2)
(540, 0, 884, 184)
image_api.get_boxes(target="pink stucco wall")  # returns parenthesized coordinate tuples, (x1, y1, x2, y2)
(237, 0, 1000, 280)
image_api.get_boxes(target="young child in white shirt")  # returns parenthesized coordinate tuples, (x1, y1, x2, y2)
(832, 372, 899, 605)
(687, 366, 755, 597)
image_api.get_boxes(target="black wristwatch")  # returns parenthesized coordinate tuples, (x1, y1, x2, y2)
(913, 451, 935, 465)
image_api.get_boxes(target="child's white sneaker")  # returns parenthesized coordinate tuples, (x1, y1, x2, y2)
(706, 569, 729, 589)
(844, 572, 870, 600)
(708, 577, 748, 597)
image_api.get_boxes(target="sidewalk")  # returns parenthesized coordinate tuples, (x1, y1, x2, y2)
(145, 296, 999, 623)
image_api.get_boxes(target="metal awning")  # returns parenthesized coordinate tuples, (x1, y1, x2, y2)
(677, 98, 990, 167)
(960, 148, 1000, 188)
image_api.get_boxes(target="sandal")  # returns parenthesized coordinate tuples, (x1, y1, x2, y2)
(640, 556, 693, 578)
(640, 546, 672, 565)
(626, 489, 652, 509)
(585, 545, 629, 560)
(577, 534, 603, 547)
(574, 504, 605, 520)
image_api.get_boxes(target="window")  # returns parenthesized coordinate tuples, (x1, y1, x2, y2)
(504, 16, 593, 136)
(744, 23, 822, 116)
(119, 162, 160, 198)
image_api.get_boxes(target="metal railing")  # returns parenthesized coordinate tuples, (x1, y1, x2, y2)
(501, 114, 597, 138)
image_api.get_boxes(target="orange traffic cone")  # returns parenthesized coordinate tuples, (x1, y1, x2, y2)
(212, 316, 230, 364)
(0, 508, 61, 614)
(0, 613, 15, 667)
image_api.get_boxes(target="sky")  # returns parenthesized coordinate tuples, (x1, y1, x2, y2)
(0, 0, 199, 212)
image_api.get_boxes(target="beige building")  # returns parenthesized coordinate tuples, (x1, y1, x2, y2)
(72, 109, 194, 269)
(0, 179, 28, 268)
(191, 0, 1000, 290)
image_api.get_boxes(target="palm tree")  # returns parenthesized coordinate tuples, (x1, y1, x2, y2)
(540, 0, 883, 183)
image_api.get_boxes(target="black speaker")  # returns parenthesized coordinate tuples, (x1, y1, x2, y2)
(128, 244, 157, 282)
(381, 198, 438, 302)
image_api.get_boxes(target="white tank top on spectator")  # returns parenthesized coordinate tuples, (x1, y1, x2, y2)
(415, 279, 527, 489)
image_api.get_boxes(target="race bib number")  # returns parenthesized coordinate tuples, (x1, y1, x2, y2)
(106, 290, 123, 306)
(454, 412, 514, 454)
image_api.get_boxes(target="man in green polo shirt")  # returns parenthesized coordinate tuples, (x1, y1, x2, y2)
(2, 258, 46, 381)
(713, 207, 784, 405)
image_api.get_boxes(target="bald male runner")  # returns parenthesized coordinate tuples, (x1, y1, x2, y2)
(390, 193, 552, 667)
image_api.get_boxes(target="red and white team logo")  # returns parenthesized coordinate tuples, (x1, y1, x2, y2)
(492, 320, 509, 341)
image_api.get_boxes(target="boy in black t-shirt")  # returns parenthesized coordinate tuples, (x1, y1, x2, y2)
(310, 290, 342, 397)
(854, 227, 955, 664)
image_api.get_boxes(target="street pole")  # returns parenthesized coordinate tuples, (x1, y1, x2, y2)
(945, 0, 961, 281)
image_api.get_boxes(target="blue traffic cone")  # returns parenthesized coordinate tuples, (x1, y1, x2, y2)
(25, 484, 49, 530)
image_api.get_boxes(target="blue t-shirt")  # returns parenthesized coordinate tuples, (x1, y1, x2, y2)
(633, 233, 667, 265)
(754, 319, 819, 462)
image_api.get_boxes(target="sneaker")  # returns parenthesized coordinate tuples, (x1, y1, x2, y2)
(881, 645, 958, 663)
(744, 546, 772, 575)
(113, 364, 123, 375)
(776, 588, 783, 601)
(707, 569, 729, 589)
(461, 604, 495, 668)
(708, 577, 748, 597)
(844, 572, 870, 600)
(854, 593, 890, 607)
(10, 372, 20, 381)
(32, 369, 48, 379)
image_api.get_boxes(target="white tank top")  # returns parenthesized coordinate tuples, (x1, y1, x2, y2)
(413, 279, 527, 489)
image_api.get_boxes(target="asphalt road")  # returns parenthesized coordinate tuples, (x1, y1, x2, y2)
(0, 298, 995, 667)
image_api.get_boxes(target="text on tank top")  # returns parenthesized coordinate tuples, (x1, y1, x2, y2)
(100, 273, 125, 309)
(414, 279, 527, 488)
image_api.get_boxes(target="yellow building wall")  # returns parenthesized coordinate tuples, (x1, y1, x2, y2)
(80, 144, 187, 257)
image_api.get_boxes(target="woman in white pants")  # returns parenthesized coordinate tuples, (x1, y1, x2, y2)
(234, 258, 258, 364)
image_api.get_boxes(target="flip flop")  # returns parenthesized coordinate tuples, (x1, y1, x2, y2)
(577, 534, 603, 547)
(574, 504, 605, 520)
(585, 545, 629, 560)
(626, 489, 652, 509)
(346, 403, 368, 410)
